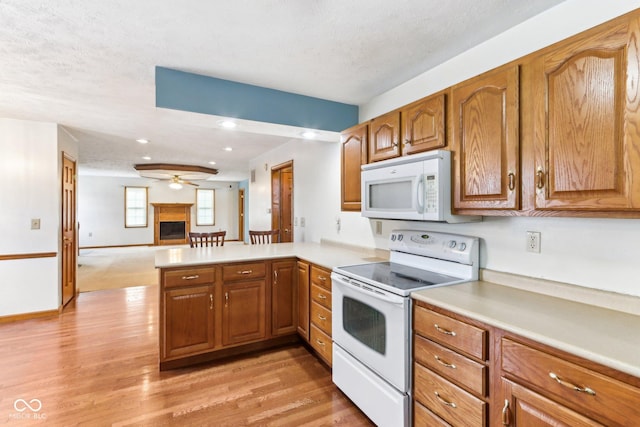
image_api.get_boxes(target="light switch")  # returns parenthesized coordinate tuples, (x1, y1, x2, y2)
(31, 218, 41, 230)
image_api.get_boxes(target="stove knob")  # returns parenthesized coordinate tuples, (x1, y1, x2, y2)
(448, 240, 457, 248)
(398, 234, 403, 241)
(459, 242, 467, 251)
(391, 234, 396, 241)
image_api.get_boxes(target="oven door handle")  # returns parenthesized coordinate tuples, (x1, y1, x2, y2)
(333, 275, 406, 306)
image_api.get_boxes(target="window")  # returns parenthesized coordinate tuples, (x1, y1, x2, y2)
(196, 188, 215, 226)
(124, 187, 148, 228)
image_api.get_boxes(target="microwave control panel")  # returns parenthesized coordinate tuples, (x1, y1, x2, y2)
(424, 174, 438, 213)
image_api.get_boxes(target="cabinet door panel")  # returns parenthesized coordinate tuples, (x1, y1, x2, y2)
(272, 260, 297, 336)
(452, 66, 520, 210)
(296, 261, 310, 340)
(164, 285, 214, 359)
(222, 280, 266, 346)
(341, 123, 368, 211)
(533, 17, 640, 210)
(401, 93, 446, 155)
(369, 111, 401, 162)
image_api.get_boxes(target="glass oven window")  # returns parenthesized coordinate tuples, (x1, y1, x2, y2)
(342, 297, 386, 355)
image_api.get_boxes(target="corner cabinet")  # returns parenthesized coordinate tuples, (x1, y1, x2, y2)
(340, 123, 368, 211)
(451, 64, 520, 211)
(529, 14, 640, 212)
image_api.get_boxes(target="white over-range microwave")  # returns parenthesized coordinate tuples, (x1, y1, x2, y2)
(361, 150, 480, 223)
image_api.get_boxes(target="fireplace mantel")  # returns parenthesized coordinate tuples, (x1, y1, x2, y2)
(152, 203, 193, 246)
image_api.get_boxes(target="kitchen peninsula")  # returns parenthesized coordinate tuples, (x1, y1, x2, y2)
(155, 242, 384, 370)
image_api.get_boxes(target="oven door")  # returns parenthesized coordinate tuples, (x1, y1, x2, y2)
(331, 272, 410, 392)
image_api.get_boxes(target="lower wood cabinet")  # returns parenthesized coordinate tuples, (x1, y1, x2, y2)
(222, 279, 266, 346)
(413, 300, 640, 426)
(271, 259, 297, 336)
(296, 260, 310, 340)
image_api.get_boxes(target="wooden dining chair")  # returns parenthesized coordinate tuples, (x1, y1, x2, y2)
(189, 231, 226, 247)
(249, 229, 279, 244)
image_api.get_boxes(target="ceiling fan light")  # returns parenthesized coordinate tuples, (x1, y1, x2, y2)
(169, 182, 182, 190)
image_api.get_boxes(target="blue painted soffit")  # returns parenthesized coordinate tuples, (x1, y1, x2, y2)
(155, 66, 359, 132)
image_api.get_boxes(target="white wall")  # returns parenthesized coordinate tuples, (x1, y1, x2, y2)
(78, 176, 240, 247)
(0, 118, 70, 316)
(248, 1, 640, 298)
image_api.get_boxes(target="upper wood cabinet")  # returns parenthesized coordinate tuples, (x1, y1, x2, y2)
(530, 15, 640, 211)
(401, 93, 446, 155)
(451, 65, 520, 210)
(368, 110, 401, 162)
(340, 123, 368, 211)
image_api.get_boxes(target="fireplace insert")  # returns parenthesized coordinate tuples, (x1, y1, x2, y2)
(159, 221, 186, 240)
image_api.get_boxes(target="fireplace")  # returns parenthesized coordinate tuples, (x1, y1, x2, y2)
(160, 221, 186, 240)
(152, 203, 193, 245)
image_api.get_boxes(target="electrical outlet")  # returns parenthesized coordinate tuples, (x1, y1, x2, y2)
(375, 221, 383, 235)
(31, 218, 40, 230)
(300, 217, 305, 227)
(526, 231, 541, 253)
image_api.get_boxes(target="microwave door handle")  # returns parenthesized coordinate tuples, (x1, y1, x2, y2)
(416, 174, 425, 214)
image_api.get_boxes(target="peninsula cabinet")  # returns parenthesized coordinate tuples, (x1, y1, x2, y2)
(221, 261, 267, 346)
(271, 259, 297, 336)
(160, 266, 216, 361)
(340, 123, 368, 211)
(451, 64, 520, 211)
(296, 260, 310, 340)
(528, 13, 640, 212)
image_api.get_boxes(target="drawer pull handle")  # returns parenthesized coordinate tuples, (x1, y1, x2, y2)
(434, 355, 456, 369)
(549, 372, 596, 396)
(225, 292, 229, 307)
(317, 294, 327, 300)
(318, 276, 327, 281)
(434, 324, 456, 337)
(318, 315, 327, 321)
(238, 270, 253, 275)
(181, 275, 200, 280)
(209, 294, 213, 310)
(316, 339, 325, 347)
(434, 392, 457, 408)
(502, 399, 510, 425)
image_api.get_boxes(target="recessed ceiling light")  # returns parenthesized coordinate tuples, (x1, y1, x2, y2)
(142, 156, 151, 160)
(208, 161, 217, 165)
(219, 120, 237, 129)
(224, 147, 233, 152)
(136, 138, 149, 144)
(301, 130, 317, 139)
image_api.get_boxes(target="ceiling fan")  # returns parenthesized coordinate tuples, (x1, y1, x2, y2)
(133, 163, 219, 190)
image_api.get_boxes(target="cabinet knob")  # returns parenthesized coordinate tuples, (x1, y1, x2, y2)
(404, 138, 411, 146)
(508, 172, 516, 191)
(209, 294, 213, 310)
(536, 167, 545, 190)
(225, 292, 229, 307)
(502, 399, 510, 426)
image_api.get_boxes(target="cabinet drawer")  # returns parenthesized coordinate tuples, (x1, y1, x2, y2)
(310, 265, 331, 290)
(310, 283, 332, 310)
(415, 334, 487, 397)
(502, 338, 640, 426)
(414, 363, 486, 426)
(310, 301, 332, 336)
(164, 267, 215, 288)
(414, 401, 451, 426)
(310, 323, 332, 365)
(414, 306, 486, 360)
(222, 262, 266, 282)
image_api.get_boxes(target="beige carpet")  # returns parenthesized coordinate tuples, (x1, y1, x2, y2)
(77, 246, 161, 292)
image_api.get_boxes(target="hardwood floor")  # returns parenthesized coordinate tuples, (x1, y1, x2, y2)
(0, 285, 373, 426)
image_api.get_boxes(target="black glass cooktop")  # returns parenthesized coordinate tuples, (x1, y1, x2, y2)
(336, 262, 461, 292)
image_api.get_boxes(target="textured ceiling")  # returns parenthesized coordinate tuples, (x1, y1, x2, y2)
(0, 0, 566, 180)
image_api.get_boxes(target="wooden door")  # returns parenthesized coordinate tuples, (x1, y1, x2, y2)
(296, 260, 310, 341)
(271, 260, 297, 336)
(61, 153, 76, 307)
(164, 285, 215, 359)
(531, 16, 640, 211)
(238, 188, 245, 242)
(369, 110, 401, 162)
(401, 93, 446, 155)
(340, 123, 368, 211)
(452, 65, 520, 210)
(222, 280, 266, 346)
(502, 379, 603, 426)
(271, 161, 293, 243)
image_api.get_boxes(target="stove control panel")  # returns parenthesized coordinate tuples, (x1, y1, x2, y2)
(389, 230, 479, 265)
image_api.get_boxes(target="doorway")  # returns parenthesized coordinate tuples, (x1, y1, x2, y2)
(61, 153, 77, 307)
(271, 161, 293, 243)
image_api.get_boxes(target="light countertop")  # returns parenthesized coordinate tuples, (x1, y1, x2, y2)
(412, 281, 640, 378)
(154, 242, 386, 270)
